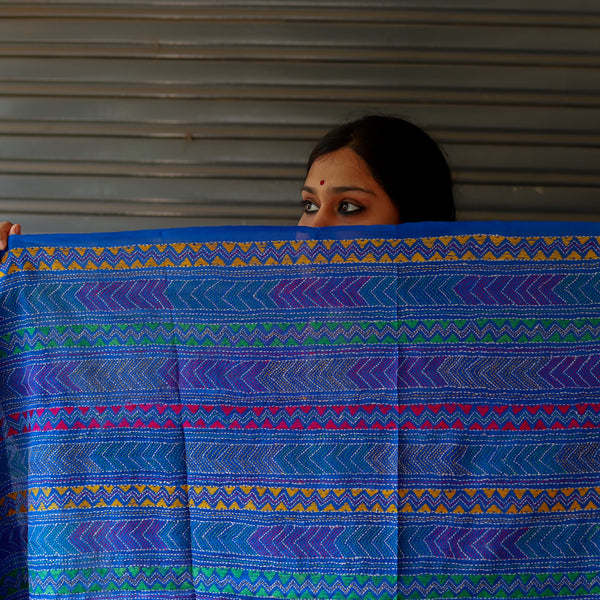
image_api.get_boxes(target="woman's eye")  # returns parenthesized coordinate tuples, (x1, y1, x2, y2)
(339, 201, 362, 214)
(303, 200, 319, 214)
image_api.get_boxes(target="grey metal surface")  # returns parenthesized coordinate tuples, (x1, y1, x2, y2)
(0, 0, 598, 233)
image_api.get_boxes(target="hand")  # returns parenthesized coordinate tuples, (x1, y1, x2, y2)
(0, 221, 21, 251)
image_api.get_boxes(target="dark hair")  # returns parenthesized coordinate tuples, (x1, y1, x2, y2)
(307, 115, 455, 222)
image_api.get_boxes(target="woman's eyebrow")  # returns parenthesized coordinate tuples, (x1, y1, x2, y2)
(331, 186, 376, 196)
(301, 185, 316, 194)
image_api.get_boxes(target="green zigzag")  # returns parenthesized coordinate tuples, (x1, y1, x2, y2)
(2, 318, 600, 358)
(28, 566, 397, 598)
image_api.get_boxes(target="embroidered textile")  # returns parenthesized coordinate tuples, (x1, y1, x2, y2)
(2, 222, 600, 599)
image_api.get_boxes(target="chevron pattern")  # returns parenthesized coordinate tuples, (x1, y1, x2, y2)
(3, 224, 600, 599)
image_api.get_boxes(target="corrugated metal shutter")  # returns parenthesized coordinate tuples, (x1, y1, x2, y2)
(0, 1, 598, 233)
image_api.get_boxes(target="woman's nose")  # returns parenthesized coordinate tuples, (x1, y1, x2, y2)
(309, 209, 337, 227)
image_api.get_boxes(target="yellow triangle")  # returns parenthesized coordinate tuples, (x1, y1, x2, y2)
(244, 501, 257, 511)
(295, 255, 312, 265)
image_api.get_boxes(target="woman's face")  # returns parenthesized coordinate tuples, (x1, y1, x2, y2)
(299, 147, 401, 227)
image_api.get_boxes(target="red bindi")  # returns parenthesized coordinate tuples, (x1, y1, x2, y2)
(320, 180, 325, 185)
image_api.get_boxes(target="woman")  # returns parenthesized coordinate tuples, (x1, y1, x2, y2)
(300, 114, 455, 227)
(0, 115, 455, 246)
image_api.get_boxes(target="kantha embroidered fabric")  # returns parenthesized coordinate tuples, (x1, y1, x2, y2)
(2, 222, 600, 600)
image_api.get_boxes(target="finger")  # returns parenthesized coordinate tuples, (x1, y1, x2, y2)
(0, 222, 10, 250)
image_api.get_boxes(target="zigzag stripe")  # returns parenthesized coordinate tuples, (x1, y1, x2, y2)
(397, 440, 600, 478)
(15, 566, 600, 599)
(0, 275, 398, 316)
(5, 340, 600, 400)
(1, 484, 398, 518)
(6, 271, 600, 320)
(0, 402, 401, 439)
(15, 436, 600, 480)
(398, 353, 600, 390)
(3, 234, 600, 278)
(27, 518, 191, 555)
(27, 566, 398, 598)
(21, 440, 396, 477)
(6, 318, 600, 359)
(7, 400, 600, 442)
(0, 354, 399, 399)
(401, 523, 600, 561)
(192, 521, 397, 559)
(25, 518, 398, 561)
